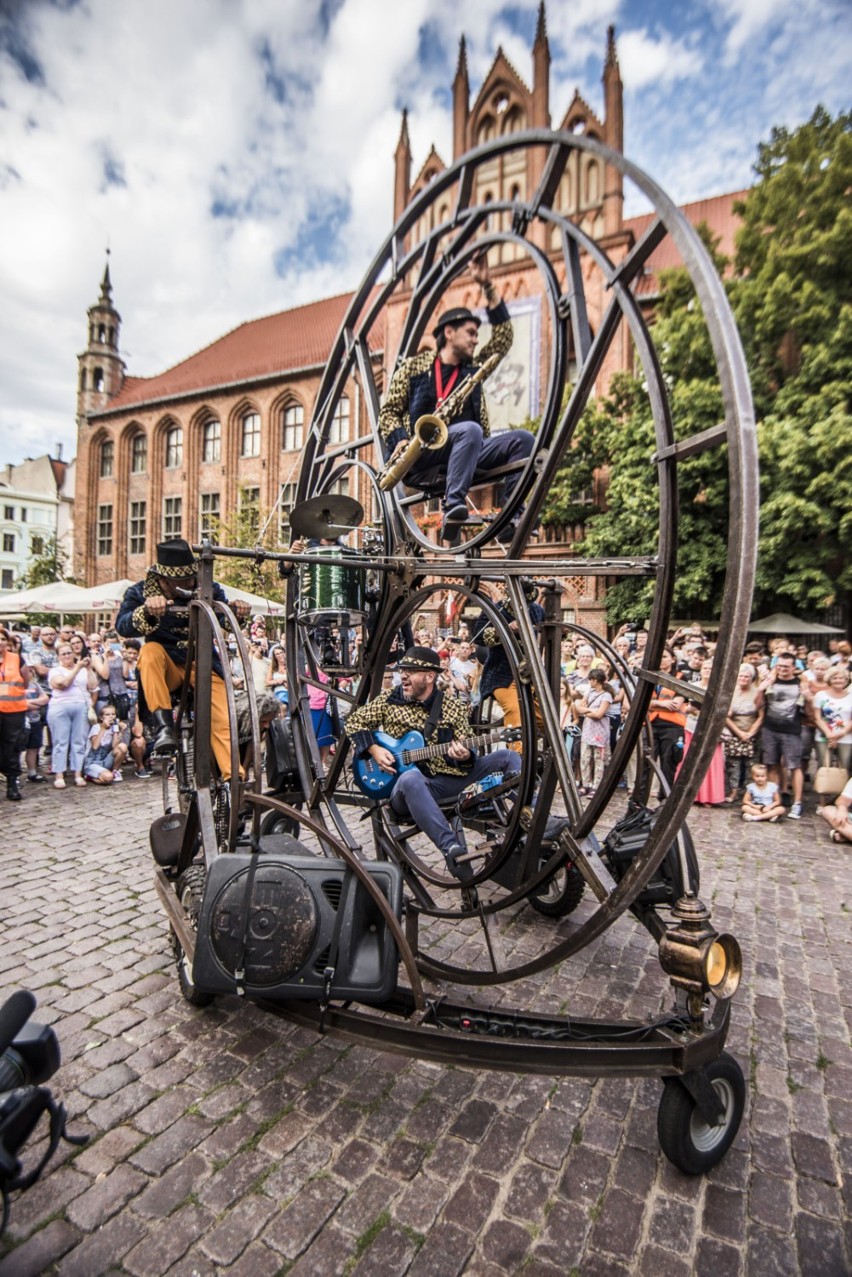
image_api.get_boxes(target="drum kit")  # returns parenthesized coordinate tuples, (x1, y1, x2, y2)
(288, 494, 367, 629)
(150, 126, 759, 1175)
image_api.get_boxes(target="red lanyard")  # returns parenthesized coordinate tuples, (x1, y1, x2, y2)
(434, 362, 460, 406)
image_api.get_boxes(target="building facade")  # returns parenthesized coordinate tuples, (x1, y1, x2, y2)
(76, 11, 744, 632)
(0, 454, 75, 592)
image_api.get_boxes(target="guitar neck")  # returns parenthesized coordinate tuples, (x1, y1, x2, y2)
(404, 729, 497, 765)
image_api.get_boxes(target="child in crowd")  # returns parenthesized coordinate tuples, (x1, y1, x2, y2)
(741, 763, 785, 822)
(83, 705, 129, 784)
(576, 667, 613, 795)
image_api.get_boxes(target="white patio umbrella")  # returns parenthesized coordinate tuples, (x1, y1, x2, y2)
(221, 585, 286, 616)
(0, 581, 91, 617)
(22, 582, 94, 615)
(74, 579, 135, 611)
(747, 611, 845, 636)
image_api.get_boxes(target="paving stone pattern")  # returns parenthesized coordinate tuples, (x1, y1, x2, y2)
(0, 781, 849, 1275)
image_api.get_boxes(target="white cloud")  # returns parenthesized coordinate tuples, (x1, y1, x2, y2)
(0, 0, 848, 468)
(617, 28, 703, 89)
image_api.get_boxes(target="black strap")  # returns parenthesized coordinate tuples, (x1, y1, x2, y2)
(422, 689, 444, 743)
(320, 870, 355, 1017)
(232, 824, 263, 996)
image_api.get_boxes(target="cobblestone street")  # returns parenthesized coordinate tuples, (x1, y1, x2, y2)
(0, 778, 849, 1276)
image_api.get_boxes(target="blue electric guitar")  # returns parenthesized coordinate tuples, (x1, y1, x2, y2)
(353, 726, 520, 799)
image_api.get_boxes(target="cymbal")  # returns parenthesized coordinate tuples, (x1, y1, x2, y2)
(289, 494, 365, 539)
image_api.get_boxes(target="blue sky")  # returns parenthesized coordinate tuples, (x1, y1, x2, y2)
(0, 0, 848, 467)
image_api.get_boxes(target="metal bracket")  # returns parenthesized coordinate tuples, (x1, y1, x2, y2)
(676, 1065, 726, 1125)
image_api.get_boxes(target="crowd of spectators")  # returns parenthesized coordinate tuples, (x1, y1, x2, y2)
(1, 608, 849, 847)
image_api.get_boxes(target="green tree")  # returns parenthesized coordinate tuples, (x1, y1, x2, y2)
(542, 106, 852, 625)
(205, 488, 282, 598)
(735, 106, 852, 613)
(20, 535, 76, 589)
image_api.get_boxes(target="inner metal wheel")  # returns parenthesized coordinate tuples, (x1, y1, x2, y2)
(285, 127, 757, 986)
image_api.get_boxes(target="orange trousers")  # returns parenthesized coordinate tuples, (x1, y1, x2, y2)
(138, 642, 235, 780)
(492, 684, 543, 753)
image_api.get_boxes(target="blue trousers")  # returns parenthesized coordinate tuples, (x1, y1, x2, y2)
(390, 748, 521, 856)
(48, 701, 89, 774)
(409, 420, 534, 512)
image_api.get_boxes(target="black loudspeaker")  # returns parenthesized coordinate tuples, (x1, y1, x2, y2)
(192, 846, 403, 1003)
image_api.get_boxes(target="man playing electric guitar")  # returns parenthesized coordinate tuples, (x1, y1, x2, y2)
(344, 646, 520, 880)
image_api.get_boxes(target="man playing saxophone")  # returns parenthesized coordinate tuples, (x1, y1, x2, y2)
(377, 252, 534, 543)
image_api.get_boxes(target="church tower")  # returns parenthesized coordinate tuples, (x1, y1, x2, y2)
(77, 256, 125, 420)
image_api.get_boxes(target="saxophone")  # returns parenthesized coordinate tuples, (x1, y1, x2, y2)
(378, 351, 503, 492)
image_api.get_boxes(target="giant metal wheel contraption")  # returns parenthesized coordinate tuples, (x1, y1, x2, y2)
(151, 131, 758, 1175)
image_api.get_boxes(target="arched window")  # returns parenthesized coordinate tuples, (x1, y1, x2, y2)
(98, 324, 106, 343)
(165, 426, 183, 469)
(131, 432, 147, 474)
(329, 396, 349, 445)
(503, 106, 525, 134)
(241, 411, 261, 457)
(94, 367, 105, 392)
(586, 161, 600, 205)
(477, 116, 495, 144)
(99, 440, 114, 478)
(202, 419, 221, 464)
(282, 403, 304, 452)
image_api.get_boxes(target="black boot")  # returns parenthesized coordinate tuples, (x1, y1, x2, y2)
(6, 777, 22, 802)
(150, 709, 178, 756)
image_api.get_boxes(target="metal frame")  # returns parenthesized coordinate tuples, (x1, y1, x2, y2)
(151, 130, 757, 1140)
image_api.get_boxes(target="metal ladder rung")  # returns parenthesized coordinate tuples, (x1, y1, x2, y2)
(637, 668, 707, 702)
(652, 424, 727, 464)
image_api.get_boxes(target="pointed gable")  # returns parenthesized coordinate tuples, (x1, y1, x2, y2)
(469, 46, 533, 147)
(560, 89, 604, 140)
(410, 144, 447, 194)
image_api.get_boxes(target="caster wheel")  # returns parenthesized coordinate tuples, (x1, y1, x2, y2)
(171, 864, 214, 1007)
(259, 806, 300, 840)
(657, 1051, 745, 1174)
(528, 860, 585, 918)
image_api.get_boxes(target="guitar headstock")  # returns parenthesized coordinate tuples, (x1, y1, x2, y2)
(500, 728, 523, 743)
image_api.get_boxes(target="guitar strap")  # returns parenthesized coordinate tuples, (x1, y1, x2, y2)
(422, 690, 444, 744)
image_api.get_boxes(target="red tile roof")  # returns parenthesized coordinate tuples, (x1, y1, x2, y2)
(94, 290, 382, 417)
(626, 189, 749, 296)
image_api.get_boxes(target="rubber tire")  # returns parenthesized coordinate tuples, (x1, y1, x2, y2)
(259, 807, 300, 840)
(657, 1051, 746, 1174)
(171, 864, 214, 1007)
(528, 860, 585, 918)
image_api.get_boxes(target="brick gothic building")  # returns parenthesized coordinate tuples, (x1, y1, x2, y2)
(76, 10, 744, 631)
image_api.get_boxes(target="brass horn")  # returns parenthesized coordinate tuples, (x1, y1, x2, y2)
(378, 415, 448, 491)
(377, 350, 502, 492)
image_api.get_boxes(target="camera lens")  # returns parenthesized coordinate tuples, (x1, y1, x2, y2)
(0, 1048, 28, 1092)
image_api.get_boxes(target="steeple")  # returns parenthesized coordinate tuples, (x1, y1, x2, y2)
(100, 255, 113, 303)
(452, 35, 470, 160)
(393, 109, 412, 221)
(535, 1, 547, 46)
(602, 25, 624, 236)
(77, 254, 125, 419)
(532, 1, 550, 128)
